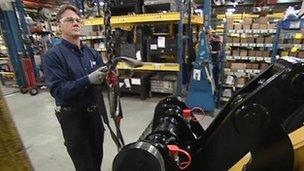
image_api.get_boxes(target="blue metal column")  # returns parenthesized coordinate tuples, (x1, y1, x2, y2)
(14, 0, 36, 76)
(272, 21, 282, 63)
(186, 0, 215, 112)
(176, 0, 184, 95)
(204, 0, 211, 29)
(0, 2, 25, 86)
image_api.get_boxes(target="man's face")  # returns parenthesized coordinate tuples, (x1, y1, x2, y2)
(59, 9, 82, 38)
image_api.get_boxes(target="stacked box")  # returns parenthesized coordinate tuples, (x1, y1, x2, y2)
(227, 18, 234, 30)
(260, 63, 270, 70)
(233, 37, 240, 43)
(232, 49, 240, 56)
(89, 32, 98, 36)
(236, 77, 247, 85)
(97, 31, 103, 36)
(243, 18, 252, 30)
(252, 23, 260, 29)
(247, 37, 255, 43)
(225, 61, 231, 68)
(298, 51, 304, 58)
(252, 63, 259, 69)
(256, 17, 268, 24)
(240, 50, 248, 56)
(227, 37, 233, 43)
(256, 51, 263, 57)
(256, 37, 264, 44)
(234, 24, 242, 30)
(244, 18, 253, 25)
(246, 63, 252, 69)
(243, 24, 251, 30)
(259, 24, 268, 29)
(231, 63, 247, 69)
(240, 37, 247, 44)
(263, 51, 271, 57)
(248, 50, 256, 56)
(268, 24, 276, 29)
(264, 37, 274, 44)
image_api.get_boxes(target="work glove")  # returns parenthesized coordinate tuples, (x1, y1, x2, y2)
(88, 66, 108, 84)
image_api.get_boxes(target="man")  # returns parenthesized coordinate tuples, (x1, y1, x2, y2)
(43, 5, 106, 171)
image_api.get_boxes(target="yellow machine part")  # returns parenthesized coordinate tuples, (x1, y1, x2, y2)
(0, 86, 33, 171)
(229, 126, 304, 171)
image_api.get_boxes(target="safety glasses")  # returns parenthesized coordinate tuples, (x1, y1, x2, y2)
(60, 17, 83, 24)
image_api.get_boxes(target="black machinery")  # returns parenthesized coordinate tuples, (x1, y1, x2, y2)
(112, 57, 304, 171)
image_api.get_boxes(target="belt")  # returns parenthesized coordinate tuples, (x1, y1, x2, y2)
(55, 105, 98, 113)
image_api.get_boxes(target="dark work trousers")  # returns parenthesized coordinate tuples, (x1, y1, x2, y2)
(55, 107, 104, 171)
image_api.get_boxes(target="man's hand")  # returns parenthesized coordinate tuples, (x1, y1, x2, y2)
(88, 66, 108, 84)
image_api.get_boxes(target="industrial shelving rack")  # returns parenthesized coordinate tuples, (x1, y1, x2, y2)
(82, 8, 203, 96)
(219, 15, 280, 103)
(272, 21, 304, 60)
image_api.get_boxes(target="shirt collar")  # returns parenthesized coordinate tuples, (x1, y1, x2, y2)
(61, 38, 84, 51)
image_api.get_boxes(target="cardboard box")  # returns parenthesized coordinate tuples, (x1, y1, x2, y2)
(293, 39, 302, 44)
(256, 17, 268, 24)
(227, 37, 233, 43)
(225, 61, 231, 68)
(240, 37, 247, 44)
(256, 51, 263, 57)
(252, 63, 260, 69)
(227, 23, 234, 30)
(268, 24, 276, 29)
(227, 18, 234, 25)
(264, 36, 274, 43)
(259, 24, 268, 29)
(243, 18, 253, 25)
(298, 51, 304, 58)
(256, 37, 264, 44)
(263, 51, 271, 57)
(260, 63, 269, 70)
(248, 50, 256, 56)
(233, 37, 240, 43)
(231, 63, 247, 69)
(232, 49, 240, 56)
(243, 24, 251, 30)
(97, 31, 103, 36)
(237, 77, 247, 85)
(252, 23, 260, 29)
(234, 24, 242, 30)
(90, 32, 98, 36)
(289, 52, 298, 57)
(247, 37, 255, 43)
(240, 50, 248, 56)
(246, 63, 252, 69)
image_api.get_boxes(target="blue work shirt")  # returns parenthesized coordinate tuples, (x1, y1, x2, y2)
(43, 39, 104, 108)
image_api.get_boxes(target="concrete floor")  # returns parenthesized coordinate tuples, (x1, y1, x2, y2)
(3, 87, 215, 171)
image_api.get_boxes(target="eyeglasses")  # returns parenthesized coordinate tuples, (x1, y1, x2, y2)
(60, 17, 82, 24)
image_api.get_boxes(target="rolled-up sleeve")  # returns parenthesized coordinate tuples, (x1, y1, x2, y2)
(43, 51, 90, 105)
